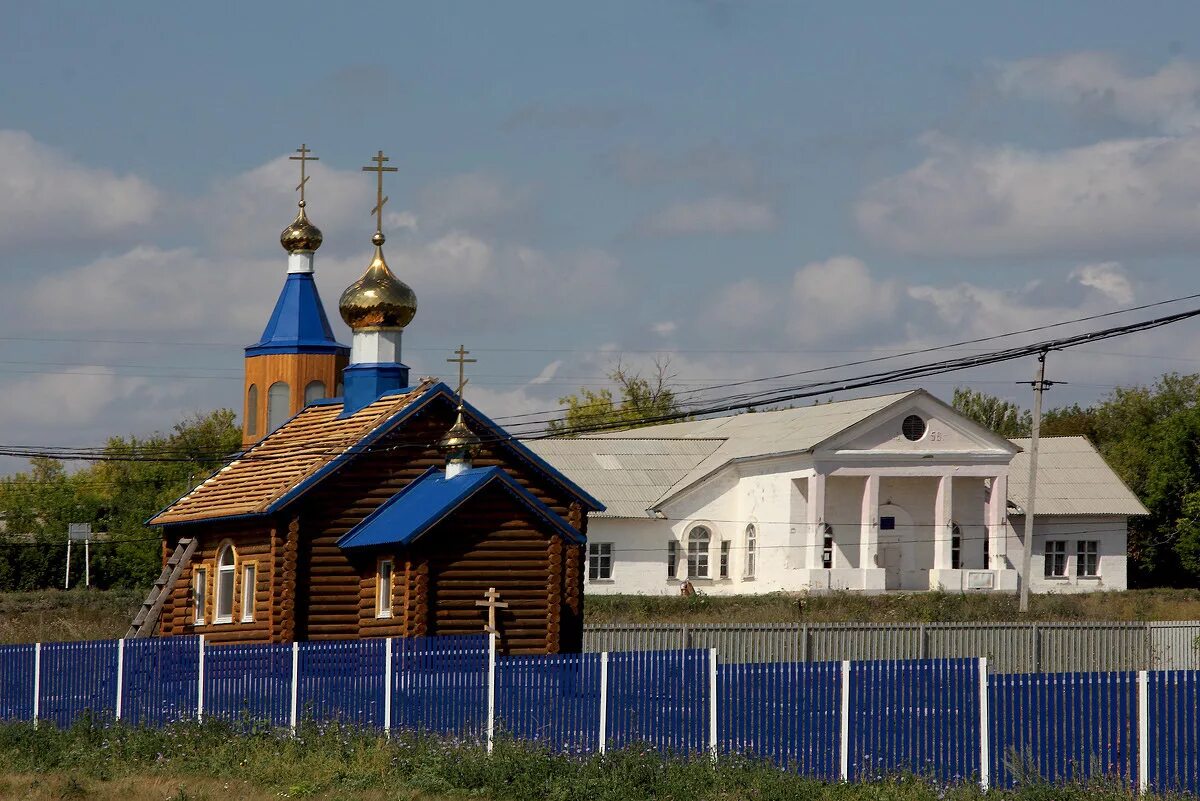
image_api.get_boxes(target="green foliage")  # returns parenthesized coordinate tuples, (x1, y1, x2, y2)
(0, 411, 241, 591)
(0, 719, 1159, 801)
(549, 360, 682, 435)
(952, 388, 1031, 437)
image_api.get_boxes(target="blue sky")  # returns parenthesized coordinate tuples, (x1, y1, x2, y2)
(4, 1, 1200, 463)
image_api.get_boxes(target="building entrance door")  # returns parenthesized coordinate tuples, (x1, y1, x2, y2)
(878, 503, 912, 590)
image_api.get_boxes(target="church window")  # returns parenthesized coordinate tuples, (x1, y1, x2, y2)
(377, 560, 393, 618)
(304, 380, 326, 406)
(687, 526, 710, 578)
(744, 524, 757, 579)
(215, 544, 235, 623)
(241, 563, 256, 622)
(246, 385, 258, 435)
(193, 568, 207, 625)
(880, 516, 896, 531)
(667, 541, 678, 580)
(822, 523, 834, 569)
(951, 524, 962, 569)
(267, 382, 290, 432)
(719, 540, 730, 579)
(1076, 540, 1099, 577)
(588, 543, 612, 580)
(1044, 540, 1067, 577)
(902, 414, 927, 441)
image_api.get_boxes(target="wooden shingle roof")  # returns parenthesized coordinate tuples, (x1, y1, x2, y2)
(150, 380, 437, 525)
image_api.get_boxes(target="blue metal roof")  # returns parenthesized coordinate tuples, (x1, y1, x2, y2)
(245, 273, 349, 356)
(337, 465, 585, 550)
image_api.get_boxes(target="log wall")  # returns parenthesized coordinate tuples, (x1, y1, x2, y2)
(243, 351, 348, 448)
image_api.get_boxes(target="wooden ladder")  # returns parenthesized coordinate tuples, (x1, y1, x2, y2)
(125, 537, 197, 639)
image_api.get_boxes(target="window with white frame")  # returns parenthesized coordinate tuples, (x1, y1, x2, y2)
(1076, 540, 1099, 577)
(1044, 540, 1067, 577)
(951, 524, 962, 570)
(377, 559, 393, 618)
(719, 540, 730, 579)
(687, 526, 711, 578)
(822, 523, 834, 569)
(241, 562, 256, 622)
(214, 545, 235, 623)
(667, 540, 678, 580)
(588, 543, 613, 580)
(744, 524, 757, 579)
(193, 568, 207, 625)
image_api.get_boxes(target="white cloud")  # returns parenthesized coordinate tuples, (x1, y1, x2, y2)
(641, 195, 775, 236)
(788, 257, 900, 343)
(999, 53, 1200, 134)
(652, 321, 678, 336)
(529, 360, 563, 385)
(0, 369, 146, 427)
(416, 173, 530, 229)
(856, 133, 1200, 258)
(710, 279, 777, 331)
(0, 130, 158, 245)
(1070, 262, 1134, 304)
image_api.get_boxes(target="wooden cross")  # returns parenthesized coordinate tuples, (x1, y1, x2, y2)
(474, 586, 508, 635)
(288, 143, 318, 204)
(362, 149, 398, 234)
(447, 344, 477, 399)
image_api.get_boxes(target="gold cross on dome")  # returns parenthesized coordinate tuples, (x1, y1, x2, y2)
(474, 586, 508, 635)
(288, 144, 319, 204)
(362, 149, 398, 234)
(447, 344, 477, 399)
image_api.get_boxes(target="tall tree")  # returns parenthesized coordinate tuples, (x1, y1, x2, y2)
(951, 388, 1031, 437)
(549, 359, 683, 435)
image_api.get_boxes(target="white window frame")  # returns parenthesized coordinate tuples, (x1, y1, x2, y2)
(588, 542, 613, 581)
(215, 544, 236, 624)
(951, 523, 962, 570)
(1076, 540, 1100, 578)
(241, 562, 256, 623)
(744, 524, 756, 579)
(687, 526, 711, 579)
(1044, 540, 1068, 578)
(719, 540, 730, 579)
(822, 523, 834, 569)
(193, 567, 207, 625)
(667, 540, 678, 580)
(377, 559, 394, 619)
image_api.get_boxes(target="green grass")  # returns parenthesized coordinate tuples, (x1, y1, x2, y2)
(0, 588, 143, 644)
(0, 719, 1168, 801)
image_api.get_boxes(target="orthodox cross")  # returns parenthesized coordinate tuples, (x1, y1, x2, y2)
(475, 586, 508, 635)
(362, 149, 397, 234)
(289, 143, 318, 204)
(447, 344, 477, 399)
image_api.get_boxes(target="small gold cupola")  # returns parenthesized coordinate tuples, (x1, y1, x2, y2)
(440, 345, 481, 477)
(280, 144, 323, 254)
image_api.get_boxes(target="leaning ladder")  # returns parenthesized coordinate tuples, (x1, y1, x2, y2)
(125, 537, 197, 639)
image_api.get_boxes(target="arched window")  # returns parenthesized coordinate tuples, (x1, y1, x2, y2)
(215, 544, 236, 623)
(951, 523, 962, 570)
(304, 380, 326, 406)
(687, 526, 710, 579)
(822, 523, 834, 569)
(267, 381, 290, 432)
(245, 384, 258, 435)
(744, 524, 757, 579)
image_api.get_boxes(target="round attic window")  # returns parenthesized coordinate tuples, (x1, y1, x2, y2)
(902, 414, 927, 441)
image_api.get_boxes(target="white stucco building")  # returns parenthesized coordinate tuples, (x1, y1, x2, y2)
(529, 390, 1146, 596)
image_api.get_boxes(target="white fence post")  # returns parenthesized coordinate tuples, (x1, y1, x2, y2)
(290, 641, 300, 734)
(383, 638, 393, 734)
(708, 648, 718, 760)
(1138, 670, 1149, 795)
(196, 635, 205, 721)
(486, 631, 497, 754)
(32, 642, 41, 728)
(979, 657, 989, 792)
(839, 660, 851, 782)
(115, 639, 125, 721)
(598, 651, 608, 755)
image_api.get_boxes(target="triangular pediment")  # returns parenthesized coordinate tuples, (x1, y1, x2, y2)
(816, 390, 1020, 457)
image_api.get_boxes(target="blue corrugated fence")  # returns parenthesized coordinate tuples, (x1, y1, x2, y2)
(1146, 670, 1200, 795)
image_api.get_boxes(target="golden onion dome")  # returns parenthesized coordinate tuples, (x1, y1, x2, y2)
(280, 202, 323, 253)
(338, 241, 417, 330)
(438, 406, 482, 459)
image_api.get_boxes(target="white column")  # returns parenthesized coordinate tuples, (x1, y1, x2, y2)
(806, 473, 826, 570)
(1138, 670, 1149, 795)
(979, 658, 990, 792)
(839, 660, 851, 781)
(859, 474, 879, 570)
(197, 635, 205, 721)
(32, 642, 41, 727)
(486, 631, 497, 754)
(384, 638, 393, 734)
(115, 639, 125, 721)
(598, 652, 609, 754)
(934, 475, 954, 569)
(708, 648, 718, 760)
(290, 641, 300, 734)
(987, 475, 1008, 568)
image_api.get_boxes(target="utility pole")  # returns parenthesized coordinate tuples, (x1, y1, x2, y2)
(1019, 350, 1056, 613)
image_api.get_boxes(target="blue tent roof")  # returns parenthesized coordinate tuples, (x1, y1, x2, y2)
(337, 465, 585, 550)
(246, 273, 349, 356)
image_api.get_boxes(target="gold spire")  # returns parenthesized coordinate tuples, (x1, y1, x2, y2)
(338, 150, 417, 331)
(439, 345, 482, 462)
(280, 144, 323, 253)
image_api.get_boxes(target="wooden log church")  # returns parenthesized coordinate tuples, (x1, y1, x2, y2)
(142, 147, 601, 654)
